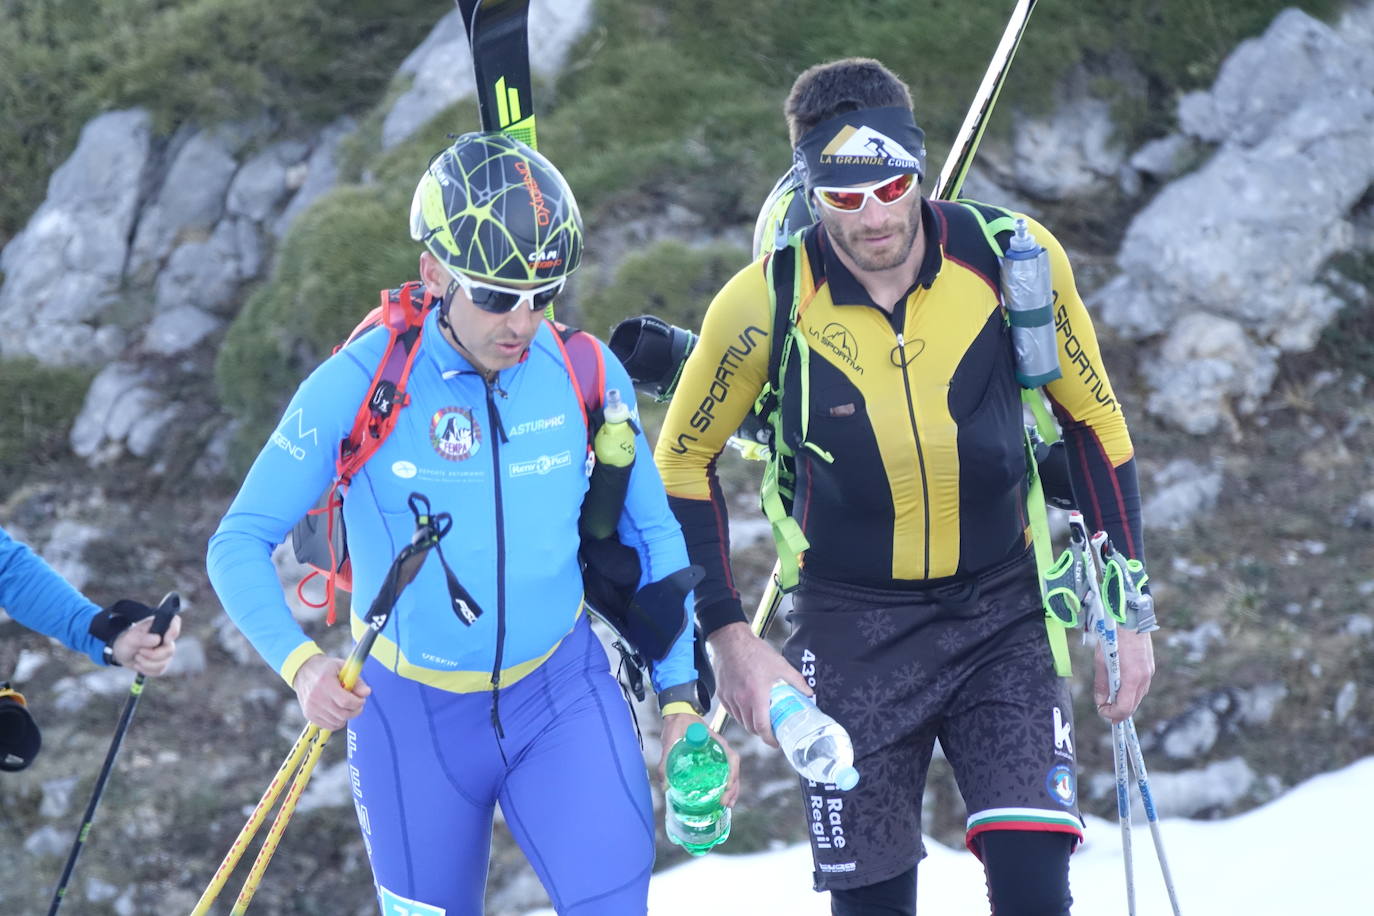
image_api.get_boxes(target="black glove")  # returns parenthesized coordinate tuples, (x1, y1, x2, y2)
(88, 599, 159, 666)
(0, 683, 41, 772)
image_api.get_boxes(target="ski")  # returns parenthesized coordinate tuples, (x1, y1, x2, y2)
(455, 0, 538, 149)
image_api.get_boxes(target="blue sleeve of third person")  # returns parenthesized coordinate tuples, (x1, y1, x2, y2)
(0, 523, 105, 665)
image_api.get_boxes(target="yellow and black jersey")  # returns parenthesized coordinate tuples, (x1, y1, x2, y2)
(655, 198, 1143, 635)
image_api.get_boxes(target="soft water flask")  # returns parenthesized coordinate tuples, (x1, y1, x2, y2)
(664, 722, 731, 855)
(1000, 218, 1062, 388)
(581, 388, 636, 539)
(769, 680, 860, 790)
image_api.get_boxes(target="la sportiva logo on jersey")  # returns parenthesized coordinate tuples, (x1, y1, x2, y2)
(430, 407, 482, 461)
(809, 322, 865, 375)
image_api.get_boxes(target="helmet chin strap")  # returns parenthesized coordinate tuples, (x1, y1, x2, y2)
(437, 283, 500, 381)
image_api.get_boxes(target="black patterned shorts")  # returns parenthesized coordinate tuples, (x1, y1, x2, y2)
(781, 551, 1084, 892)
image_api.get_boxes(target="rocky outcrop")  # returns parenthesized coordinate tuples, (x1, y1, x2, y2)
(1096, 7, 1374, 435)
(0, 111, 153, 367)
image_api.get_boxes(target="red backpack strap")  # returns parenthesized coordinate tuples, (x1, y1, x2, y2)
(549, 320, 606, 427)
(337, 282, 433, 486)
(311, 281, 432, 625)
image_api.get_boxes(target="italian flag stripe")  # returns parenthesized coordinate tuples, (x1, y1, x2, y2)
(964, 808, 1084, 857)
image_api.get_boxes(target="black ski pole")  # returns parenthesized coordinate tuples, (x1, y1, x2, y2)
(48, 592, 180, 915)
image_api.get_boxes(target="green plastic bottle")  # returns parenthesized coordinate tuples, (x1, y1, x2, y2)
(581, 388, 636, 539)
(664, 722, 731, 856)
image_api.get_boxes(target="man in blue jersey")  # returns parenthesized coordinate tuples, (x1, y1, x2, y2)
(1, 523, 181, 770)
(209, 132, 738, 916)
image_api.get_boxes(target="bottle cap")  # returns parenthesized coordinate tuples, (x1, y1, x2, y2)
(834, 767, 860, 791)
(603, 388, 630, 422)
(685, 721, 708, 746)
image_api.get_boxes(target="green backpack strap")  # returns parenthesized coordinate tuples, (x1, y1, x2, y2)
(957, 197, 1074, 677)
(757, 233, 821, 592)
(957, 198, 1020, 253)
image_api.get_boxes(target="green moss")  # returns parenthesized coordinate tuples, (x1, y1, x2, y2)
(214, 183, 419, 469)
(0, 359, 94, 491)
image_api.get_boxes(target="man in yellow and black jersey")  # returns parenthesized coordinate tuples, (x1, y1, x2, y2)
(655, 59, 1156, 915)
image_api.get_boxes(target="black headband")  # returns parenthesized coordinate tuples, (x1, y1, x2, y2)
(793, 106, 927, 191)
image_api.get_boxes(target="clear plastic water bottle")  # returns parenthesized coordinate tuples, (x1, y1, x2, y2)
(664, 722, 731, 856)
(1000, 218, 1062, 388)
(769, 680, 860, 790)
(581, 388, 636, 539)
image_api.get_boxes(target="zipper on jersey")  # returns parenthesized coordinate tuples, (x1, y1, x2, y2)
(484, 377, 510, 738)
(892, 298, 932, 578)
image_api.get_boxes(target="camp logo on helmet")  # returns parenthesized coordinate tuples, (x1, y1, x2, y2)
(527, 248, 563, 270)
(513, 160, 551, 226)
(430, 406, 482, 461)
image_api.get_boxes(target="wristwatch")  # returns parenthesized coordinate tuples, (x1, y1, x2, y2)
(657, 680, 704, 716)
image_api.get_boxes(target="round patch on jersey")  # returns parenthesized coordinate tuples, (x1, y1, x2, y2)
(430, 406, 482, 461)
(1046, 764, 1077, 808)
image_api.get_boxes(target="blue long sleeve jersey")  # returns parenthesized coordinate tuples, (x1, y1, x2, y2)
(0, 523, 105, 665)
(208, 311, 697, 695)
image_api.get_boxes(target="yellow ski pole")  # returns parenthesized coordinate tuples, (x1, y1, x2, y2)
(190, 493, 457, 914)
(189, 724, 321, 915)
(229, 725, 333, 914)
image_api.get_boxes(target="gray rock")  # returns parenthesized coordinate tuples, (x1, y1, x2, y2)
(126, 402, 181, 458)
(39, 776, 79, 819)
(142, 305, 223, 356)
(1234, 683, 1287, 727)
(226, 139, 310, 222)
(1010, 84, 1124, 201)
(52, 668, 135, 714)
(1143, 459, 1223, 529)
(1097, 7, 1374, 435)
(273, 117, 356, 238)
(86, 877, 119, 903)
(13, 649, 48, 682)
(1160, 703, 1220, 760)
(1165, 620, 1226, 665)
(68, 360, 181, 463)
(214, 613, 259, 667)
(0, 110, 153, 366)
(1128, 133, 1199, 181)
(23, 824, 68, 857)
(128, 127, 241, 279)
(1177, 9, 1370, 146)
(1144, 313, 1277, 435)
(1091, 757, 1257, 819)
(382, 0, 594, 148)
(1334, 681, 1358, 723)
(296, 759, 352, 814)
(43, 519, 101, 592)
(163, 635, 207, 677)
(153, 218, 248, 315)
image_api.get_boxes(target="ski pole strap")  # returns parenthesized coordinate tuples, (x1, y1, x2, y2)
(1101, 548, 1159, 634)
(760, 455, 809, 592)
(1025, 429, 1072, 677)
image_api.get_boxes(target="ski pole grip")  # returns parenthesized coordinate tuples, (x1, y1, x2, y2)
(151, 592, 181, 642)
